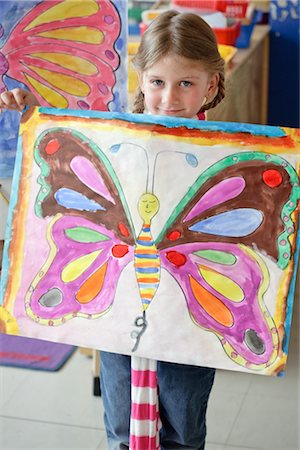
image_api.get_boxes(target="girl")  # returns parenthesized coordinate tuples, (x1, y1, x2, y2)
(101, 11, 225, 450)
(0, 10, 226, 450)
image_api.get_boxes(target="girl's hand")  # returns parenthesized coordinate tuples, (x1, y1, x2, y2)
(0, 88, 40, 112)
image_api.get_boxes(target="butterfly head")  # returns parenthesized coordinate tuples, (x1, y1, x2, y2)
(138, 193, 159, 222)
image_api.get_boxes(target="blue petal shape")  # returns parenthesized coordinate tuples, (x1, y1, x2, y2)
(110, 144, 121, 153)
(189, 208, 263, 237)
(186, 153, 198, 167)
(54, 188, 106, 211)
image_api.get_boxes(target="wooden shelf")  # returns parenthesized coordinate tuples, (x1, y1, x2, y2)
(207, 25, 270, 124)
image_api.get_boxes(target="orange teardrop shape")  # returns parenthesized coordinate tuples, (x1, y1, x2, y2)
(189, 275, 234, 327)
(76, 262, 108, 304)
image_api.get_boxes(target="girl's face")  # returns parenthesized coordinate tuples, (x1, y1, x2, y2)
(140, 54, 219, 119)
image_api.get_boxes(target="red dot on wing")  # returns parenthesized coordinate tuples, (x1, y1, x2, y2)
(112, 244, 129, 258)
(118, 222, 130, 237)
(166, 251, 186, 267)
(167, 230, 181, 241)
(45, 139, 60, 155)
(262, 169, 283, 188)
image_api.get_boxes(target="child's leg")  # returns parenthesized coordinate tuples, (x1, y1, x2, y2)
(157, 361, 215, 449)
(100, 351, 131, 449)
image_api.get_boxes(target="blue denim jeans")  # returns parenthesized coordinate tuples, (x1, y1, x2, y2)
(100, 351, 215, 450)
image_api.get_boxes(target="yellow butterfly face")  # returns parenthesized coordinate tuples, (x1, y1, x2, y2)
(138, 193, 159, 222)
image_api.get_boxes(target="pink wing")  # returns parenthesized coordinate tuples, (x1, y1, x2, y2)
(26, 215, 134, 325)
(1, 0, 120, 110)
(26, 128, 136, 326)
(156, 153, 300, 370)
(160, 242, 279, 370)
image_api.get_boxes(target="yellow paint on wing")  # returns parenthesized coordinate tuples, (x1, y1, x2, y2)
(37, 27, 104, 44)
(31, 53, 98, 76)
(23, 74, 68, 108)
(62, 250, 102, 282)
(190, 275, 234, 327)
(24, 216, 111, 324)
(24, 0, 99, 31)
(198, 265, 244, 302)
(27, 65, 90, 97)
(25, 215, 62, 304)
(241, 245, 279, 367)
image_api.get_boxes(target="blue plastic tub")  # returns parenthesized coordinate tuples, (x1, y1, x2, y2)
(235, 10, 263, 48)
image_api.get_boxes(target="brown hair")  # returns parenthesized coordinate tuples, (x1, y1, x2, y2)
(132, 10, 225, 114)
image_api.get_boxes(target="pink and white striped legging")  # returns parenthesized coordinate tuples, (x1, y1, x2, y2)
(129, 356, 161, 449)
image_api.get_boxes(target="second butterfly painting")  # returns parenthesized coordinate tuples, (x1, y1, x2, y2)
(1, 107, 299, 377)
(0, 0, 127, 176)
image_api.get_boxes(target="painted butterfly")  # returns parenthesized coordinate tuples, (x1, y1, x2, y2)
(24, 125, 300, 372)
(0, 0, 121, 111)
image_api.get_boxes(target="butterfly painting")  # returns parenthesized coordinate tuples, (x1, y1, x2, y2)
(0, 0, 127, 177)
(1, 107, 299, 376)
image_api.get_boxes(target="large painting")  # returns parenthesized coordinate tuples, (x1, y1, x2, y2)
(0, 0, 127, 177)
(0, 107, 299, 376)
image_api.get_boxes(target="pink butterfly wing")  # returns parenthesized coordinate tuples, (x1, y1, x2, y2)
(26, 213, 134, 325)
(155, 154, 299, 370)
(25, 127, 136, 325)
(1, 0, 121, 110)
(160, 242, 279, 370)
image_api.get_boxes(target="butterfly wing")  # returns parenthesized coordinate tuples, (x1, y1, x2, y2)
(26, 128, 135, 325)
(157, 152, 299, 268)
(157, 152, 300, 369)
(26, 215, 134, 325)
(1, 0, 121, 110)
(160, 242, 278, 370)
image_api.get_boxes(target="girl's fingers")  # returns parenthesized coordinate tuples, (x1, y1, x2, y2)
(12, 89, 27, 110)
(0, 89, 40, 113)
(0, 89, 25, 112)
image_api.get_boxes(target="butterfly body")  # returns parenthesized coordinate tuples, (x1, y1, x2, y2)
(134, 223, 161, 312)
(134, 194, 161, 313)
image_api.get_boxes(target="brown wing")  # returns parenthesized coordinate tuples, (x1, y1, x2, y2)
(34, 128, 135, 246)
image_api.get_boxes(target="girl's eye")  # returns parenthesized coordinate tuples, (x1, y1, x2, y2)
(180, 80, 192, 87)
(151, 79, 164, 86)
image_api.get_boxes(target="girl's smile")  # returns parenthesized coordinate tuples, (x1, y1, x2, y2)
(140, 54, 219, 119)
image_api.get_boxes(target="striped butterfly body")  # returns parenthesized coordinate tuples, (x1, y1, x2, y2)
(135, 194, 161, 310)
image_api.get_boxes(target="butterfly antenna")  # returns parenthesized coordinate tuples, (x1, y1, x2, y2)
(131, 311, 148, 352)
(110, 142, 150, 193)
(152, 151, 198, 193)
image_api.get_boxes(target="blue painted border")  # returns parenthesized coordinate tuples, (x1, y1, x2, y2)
(39, 107, 287, 138)
(0, 136, 23, 305)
